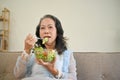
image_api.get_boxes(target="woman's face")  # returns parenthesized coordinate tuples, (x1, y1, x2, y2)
(39, 18, 57, 46)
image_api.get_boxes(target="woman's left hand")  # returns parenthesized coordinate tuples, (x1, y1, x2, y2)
(36, 57, 59, 76)
(36, 57, 56, 67)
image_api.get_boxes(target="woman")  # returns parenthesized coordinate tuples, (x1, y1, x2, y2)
(14, 14, 77, 80)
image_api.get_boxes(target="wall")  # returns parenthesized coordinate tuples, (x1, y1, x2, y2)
(0, 0, 120, 52)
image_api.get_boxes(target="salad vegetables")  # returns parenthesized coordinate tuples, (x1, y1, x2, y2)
(42, 37, 48, 44)
(33, 37, 56, 62)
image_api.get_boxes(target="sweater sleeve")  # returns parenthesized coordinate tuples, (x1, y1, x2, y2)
(67, 52, 77, 80)
(14, 51, 34, 79)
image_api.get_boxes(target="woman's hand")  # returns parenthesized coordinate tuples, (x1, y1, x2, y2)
(36, 57, 56, 68)
(24, 33, 37, 54)
(36, 57, 59, 76)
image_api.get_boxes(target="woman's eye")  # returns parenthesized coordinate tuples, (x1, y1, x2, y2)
(49, 26, 53, 29)
(40, 27, 45, 30)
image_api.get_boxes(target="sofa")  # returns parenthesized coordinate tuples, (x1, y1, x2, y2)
(0, 51, 120, 80)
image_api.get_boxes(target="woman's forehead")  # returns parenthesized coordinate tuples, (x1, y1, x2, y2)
(40, 18, 55, 25)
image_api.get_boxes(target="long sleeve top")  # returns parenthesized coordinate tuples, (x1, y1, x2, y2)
(14, 50, 77, 80)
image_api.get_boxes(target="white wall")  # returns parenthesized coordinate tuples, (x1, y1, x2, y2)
(0, 0, 120, 52)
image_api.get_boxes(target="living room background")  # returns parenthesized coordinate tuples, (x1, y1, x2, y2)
(0, 0, 120, 52)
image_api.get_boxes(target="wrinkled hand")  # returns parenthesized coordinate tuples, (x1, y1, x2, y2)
(36, 57, 58, 76)
(24, 33, 37, 54)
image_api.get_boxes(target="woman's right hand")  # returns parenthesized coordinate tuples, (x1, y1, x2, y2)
(24, 33, 37, 54)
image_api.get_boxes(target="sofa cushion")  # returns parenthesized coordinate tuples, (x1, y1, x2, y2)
(0, 52, 21, 80)
(74, 52, 120, 80)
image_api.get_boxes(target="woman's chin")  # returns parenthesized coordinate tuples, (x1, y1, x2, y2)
(45, 43, 52, 46)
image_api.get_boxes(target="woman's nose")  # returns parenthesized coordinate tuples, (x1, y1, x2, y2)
(44, 28, 49, 34)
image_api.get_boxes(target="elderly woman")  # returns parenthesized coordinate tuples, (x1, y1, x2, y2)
(14, 14, 77, 80)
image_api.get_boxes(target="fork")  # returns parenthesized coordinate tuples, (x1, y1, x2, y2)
(36, 37, 42, 40)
